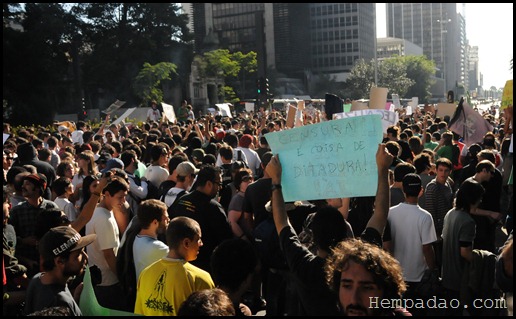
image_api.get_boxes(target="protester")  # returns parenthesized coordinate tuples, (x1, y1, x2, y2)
(134, 216, 215, 316)
(23, 226, 96, 315)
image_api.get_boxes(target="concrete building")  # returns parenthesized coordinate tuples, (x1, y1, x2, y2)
(190, 3, 376, 102)
(386, 3, 469, 100)
(376, 37, 423, 59)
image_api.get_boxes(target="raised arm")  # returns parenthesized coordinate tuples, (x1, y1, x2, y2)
(96, 114, 110, 137)
(265, 154, 290, 235)
(364, 143, 393, 236)
(71, 172, 111, 233)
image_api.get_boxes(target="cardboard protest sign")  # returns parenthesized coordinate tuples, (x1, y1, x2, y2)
(351, 100, 368, 111)
(102, 100, 126, 114)
(369, 87, 388, 109)
(286, 104, 297, 128)
(266, 115, 383, 201)
(436, 103, 456, 119)
(161, 103, 176, 123)
(333, 109, 398, 133)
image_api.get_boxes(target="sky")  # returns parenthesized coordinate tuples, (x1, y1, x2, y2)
(376, 3, 513, 90)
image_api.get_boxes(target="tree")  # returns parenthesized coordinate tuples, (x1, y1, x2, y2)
(401, 55, 435, 103)
(3, 3, 83, 125)
(3, 3, 194, 125)
(345, 59, 375, 99)
(378, 56, 414, 98)
(194, 49, 258, 101)
(345, 55, 436, 103)
(133, 62, 178, 106)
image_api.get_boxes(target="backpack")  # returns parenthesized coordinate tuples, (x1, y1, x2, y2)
(145, 180, 161, 200)
(127, 175, 160, 216)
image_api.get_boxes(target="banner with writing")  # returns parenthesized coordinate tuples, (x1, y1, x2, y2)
(266, 115, 383, 201)
(333, 109, 398, 133)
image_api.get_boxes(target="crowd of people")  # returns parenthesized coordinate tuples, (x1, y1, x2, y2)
(2, 99, 513, 316)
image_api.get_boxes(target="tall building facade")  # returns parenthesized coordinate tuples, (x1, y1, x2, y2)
(386, 3, 465, 98)
(191, 3, 376, 94)
(308, 3, 375, 81)
(468, 45, 479, 93)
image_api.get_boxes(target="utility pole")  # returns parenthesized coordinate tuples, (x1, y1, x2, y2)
(255, 10, 268, 110)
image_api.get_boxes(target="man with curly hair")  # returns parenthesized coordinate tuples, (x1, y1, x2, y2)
(325, 238, 409, 316)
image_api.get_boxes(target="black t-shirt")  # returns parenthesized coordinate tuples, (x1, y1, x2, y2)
(278, 226, 340, 316)
(170, 190, 233, 272)
(242, 178, 272, 228)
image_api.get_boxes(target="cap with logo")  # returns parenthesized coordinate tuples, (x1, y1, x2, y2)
(402, 173, 422, 194)
(39, 226, 96, 261)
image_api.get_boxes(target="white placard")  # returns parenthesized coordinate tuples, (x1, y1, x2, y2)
(245, 102, 254, 113)
(216, 103, 233, 118)
(112, 107, 137, 125)
(333, 109, 399, 133)
(161, 103, 177, 123)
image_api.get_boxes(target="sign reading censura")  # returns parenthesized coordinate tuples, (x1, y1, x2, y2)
(265, 114, 383, 201)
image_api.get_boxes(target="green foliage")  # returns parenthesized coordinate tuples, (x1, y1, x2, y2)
(223, 86, 240, 103)
(345, 59, 375, 99)
(3, 3, 193, 126)
(133, 62, 178, 106)
(195, 49, 258, 100)
(345, 55, 436, 103)
(203, 49, 240, 77)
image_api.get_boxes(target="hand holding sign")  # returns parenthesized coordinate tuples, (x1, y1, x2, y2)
(265, 115, 383, 201)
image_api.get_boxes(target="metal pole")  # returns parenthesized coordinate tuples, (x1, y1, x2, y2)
(374, 4, 378, 86)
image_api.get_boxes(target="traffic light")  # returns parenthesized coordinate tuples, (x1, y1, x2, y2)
(263, 77, 269, 96)
(257, 77, 262, 94)
(78, 97, 87, 120)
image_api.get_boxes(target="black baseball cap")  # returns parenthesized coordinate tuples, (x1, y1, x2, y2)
(39, 226, 96, 261)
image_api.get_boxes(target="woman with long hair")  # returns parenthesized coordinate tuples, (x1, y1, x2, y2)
(72, 150, 98, 210)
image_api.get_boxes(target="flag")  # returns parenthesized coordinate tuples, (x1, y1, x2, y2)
(449, 97, 493, 146)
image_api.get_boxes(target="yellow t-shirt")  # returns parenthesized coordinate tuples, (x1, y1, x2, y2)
(134, 258, 215, 316)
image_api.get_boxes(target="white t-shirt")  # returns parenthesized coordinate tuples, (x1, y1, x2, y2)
(238, 147, 262, 177)
(133, 235, 169, 281)
(147, 108, 161, 121)
(86, 206, 120, 286)
(387, 202, 437, 282)
(53, 197, 78, 221)
(163, 187, 188, 207)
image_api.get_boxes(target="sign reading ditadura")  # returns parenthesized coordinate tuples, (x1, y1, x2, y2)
(265, 114, 383, 202)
